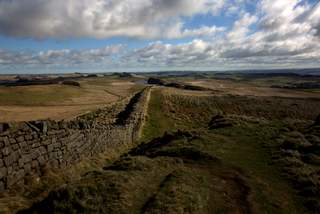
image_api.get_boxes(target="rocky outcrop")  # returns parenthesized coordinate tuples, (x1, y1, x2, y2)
(0, 87, 151, 191)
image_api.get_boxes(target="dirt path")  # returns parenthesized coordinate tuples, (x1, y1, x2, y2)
(138, 87, 152, 139)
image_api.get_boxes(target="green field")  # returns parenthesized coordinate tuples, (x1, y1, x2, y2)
(139, 88, 310, 213)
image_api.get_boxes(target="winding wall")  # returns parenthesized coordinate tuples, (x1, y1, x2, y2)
(0, 87, 151, 191)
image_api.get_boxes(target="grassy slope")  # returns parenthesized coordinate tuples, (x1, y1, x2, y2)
(16, 87, 313, 213)
(0, 77, 145, 122)
(0, 77, 143, 106)
(141, 89, 176, 142)
(141, 88, 307, 213)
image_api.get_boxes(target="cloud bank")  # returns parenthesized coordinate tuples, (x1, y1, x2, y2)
(0, 0, 225, 39)
(0, 0, 320, 71)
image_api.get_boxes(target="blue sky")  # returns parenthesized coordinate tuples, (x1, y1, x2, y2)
(0, 0, 319, 73)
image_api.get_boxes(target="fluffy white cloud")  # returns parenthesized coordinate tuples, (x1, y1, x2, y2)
(227, 13, 257, 42)
(217, 0, 320, 63)
(181, 26, 225, 38)
(1, 0, 320, 71)
(0, 0, 226, 39)
(124, 0, 320, 69)
(125, 40, 216, 66)
(0, 45, 122, 65)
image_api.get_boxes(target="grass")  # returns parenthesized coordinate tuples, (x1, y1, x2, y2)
(0, 76, 145, 122)
(0, 85, 83, 106)
(141, 89, 177, 142)
(0, 130, 141, 213)
(5, 85, 317, 213)
(206, 122, 306, 213)
(20, 130, 251, 213)
(81, 77, 143, 97)
(138, 88, 309, 213)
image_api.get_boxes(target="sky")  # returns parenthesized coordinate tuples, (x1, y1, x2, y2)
(0, 0, 320, 74)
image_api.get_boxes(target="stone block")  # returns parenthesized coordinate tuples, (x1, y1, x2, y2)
(40, 135, 47, 141)
(19, 158, 24, 168)
(2, 147, 11, 156)
(13, 162, 18, 170)
(51, 137, 57, 144)
(7, 166, 12, 175)
(31, 142, 40, 148)
(49, 152, 58, 160)
(9, 138, 16, 145)
(3, 137, 10, 147)
(60, 138, 68, 144)
(39, 146, 47, 155)
(25, 135, 33, 141)
(12, 144, 19, 151)
(4, 151, 18, 166)
(30, 149, 40, 160)
(24, 163, 32, 174)
(53, 142, 61, 149)
(47, 144, 54, 152)
(31, 133, 38, 139)
(16, 136, 24, 143)
(19, 141, 28, 149)
(50, 121, 60, 130)
(17, 131, 24, 136)
(37, 156, 46, 166)
(57, 151, 62, 157)
(42, 139, 51, 145)
(0, 167, 7, 179)
(0, 181, 5, 192)
(21, 154, 32, 164)
(58, 121, 68, 129)
(31, 160, 39, 169)
(12, 151, 19, 162)
(17, 169, 25, 180)
(26, 140, 35, 145)
(6, 174, 17, 187)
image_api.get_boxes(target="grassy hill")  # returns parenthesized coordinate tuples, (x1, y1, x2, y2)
(17, 85, 320, 213)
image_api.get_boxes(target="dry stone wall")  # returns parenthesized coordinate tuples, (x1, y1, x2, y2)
(0, 87, 151, 191)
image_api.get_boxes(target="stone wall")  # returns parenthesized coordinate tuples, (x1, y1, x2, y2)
(0, 87, 151, 191)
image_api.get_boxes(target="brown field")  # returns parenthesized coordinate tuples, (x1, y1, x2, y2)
(183, 78, 320, 98)
(1, 74, 318, 122)
(0, 77, 144, 122)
